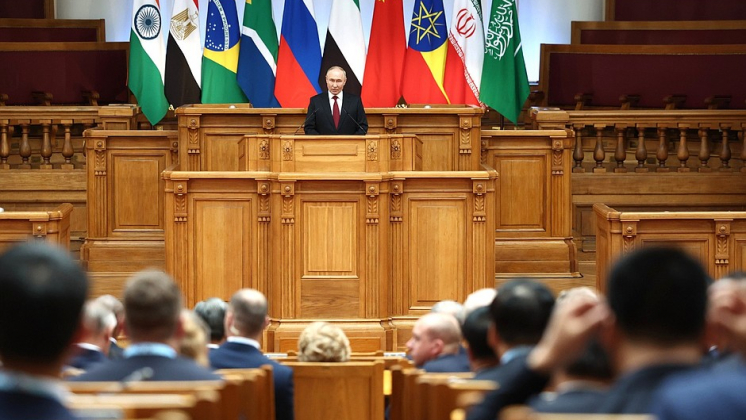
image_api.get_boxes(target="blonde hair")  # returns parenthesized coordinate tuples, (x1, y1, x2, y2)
(179, 309, 210, 367)
(297, 322, 351, 362)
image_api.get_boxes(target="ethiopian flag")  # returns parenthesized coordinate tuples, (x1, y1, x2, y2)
(129, 0, 169, 125)
(201, 0, 247, 104)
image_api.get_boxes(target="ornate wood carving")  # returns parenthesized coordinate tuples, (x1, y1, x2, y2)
(174, 182, 188, 222)
(259, 139, 270, 160)
(390, 138, 401, 160)
(187, 117, 200, 154)
(473, 181, 486, 222)
(262, 115, 276, 133)
(367, 140, 378, 161)
(94, 140, 107, 176)
(622, 222, 637, 254)
(715, 221, 731, 265)
(552, 139, 564, 175)
(384, 115, 397, 133)
(0, 121, 8, 169)
(282, 140, 293, 161)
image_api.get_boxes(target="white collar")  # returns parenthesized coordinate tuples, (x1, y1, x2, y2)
(76, 342, 103, 352)
(227, 336, 260, 349)
(328, 91, 344, 101)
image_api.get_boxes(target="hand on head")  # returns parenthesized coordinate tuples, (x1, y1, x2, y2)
(708, 279, 746, 355)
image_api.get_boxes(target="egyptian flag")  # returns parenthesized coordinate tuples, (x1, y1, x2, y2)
(443, 0, 483, 105)
(165, 0, 201, 107)
(361, 0, 406, 107)
(400, 0, 450, 104)
(274, 0, 322, 107)
(318, 0, 366, 95)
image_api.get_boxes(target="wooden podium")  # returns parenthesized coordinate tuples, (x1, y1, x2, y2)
(164, 133, 496, 352)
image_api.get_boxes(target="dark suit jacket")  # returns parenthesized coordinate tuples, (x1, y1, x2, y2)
(593, 363, 696, 414)
(108, 340, 124, 360)
(0, 390, 78, 420)
(304, 92, 368, 135)
(68, 354, 221, 382)
(209, 341, 294, 420)
(528, 388, 608, 413)
(466, 355, 549, 420)
(422, 352, 471, 373)
(68, 346, 108, 370)
(652, 366, 746, 420)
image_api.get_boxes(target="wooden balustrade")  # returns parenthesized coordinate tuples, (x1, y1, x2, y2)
(533, 109, 746, 173)
(0, 105, 137, 170)
(594, 204, 746, 289)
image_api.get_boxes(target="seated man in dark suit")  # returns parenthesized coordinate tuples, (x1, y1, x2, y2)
(461, 307, 500, 377)
(67, 299, 115, 370)
(304, 66, 368, 135)
(0, 242, 88, 420)
(70, 270, 220, 382)
(209, 289, 294, 420)
(406, 312, 471, 372)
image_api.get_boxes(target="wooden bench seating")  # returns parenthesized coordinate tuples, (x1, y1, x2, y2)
(500, 405, 653, 420)
(571, 21, 746, 45)
(538, 44, 746, 110)
(389, 366, 483, 420)
(68, 391, 220, 420)
(0, 18, 105, 42)
(0, 42, 128, 106)
(215, 366, 276, 420)
(281, 361, 384, 420)
(605, 0, 746, 21)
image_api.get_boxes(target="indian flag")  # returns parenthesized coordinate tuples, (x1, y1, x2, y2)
(129, 0, 169, 126)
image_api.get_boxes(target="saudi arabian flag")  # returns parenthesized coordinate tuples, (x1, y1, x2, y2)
(479, 0, 530, 124)
(129, 0, 169, 126)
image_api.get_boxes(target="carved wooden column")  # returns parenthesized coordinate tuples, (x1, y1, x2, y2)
(613, 125, 628, 173)
(572, 124, 585, 172)
(592, 124, 606, 173)
(365, 182, 382, 318)
(458, 116, 473, 170)
(677, 124, 690, 172)
(472, 179, 488, 291)
(0, 120, 9, 169)
(280, 182, 296, 319)
(634, 124, 648, 173)
(656, 126, 670, 172)
(389, 181, 404, 315)
(714, 220, 732, 280)
(257, 180, 272, 297)
(186, 117, 201, 171)
(39, 120, 53, 169)
(698, 127, 712, 172)
(60, 120, 75, 169)
(719, 124, 732, 171)
(621, 221, 638, 254)
(171, 181, 190, 301)
(91, 138, 108, 237)
(18, 120, 31, 169)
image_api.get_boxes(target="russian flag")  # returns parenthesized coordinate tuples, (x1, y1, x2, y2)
(274, 0, 322, 108)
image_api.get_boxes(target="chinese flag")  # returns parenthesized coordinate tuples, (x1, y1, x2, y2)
(361, 0, 406, 107)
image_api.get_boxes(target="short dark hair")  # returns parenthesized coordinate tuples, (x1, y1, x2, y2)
(565, 338, 613, 380)
(0, 242, 88, 364)
(607, 247, 709, 344)
(124, 270, 183, 341)
(461, 306, 497, 360)
(490, 279, 555, 345)
(194, 297, 227, 342)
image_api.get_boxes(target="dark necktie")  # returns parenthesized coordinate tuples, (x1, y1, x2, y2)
(332, 95, 340, 128)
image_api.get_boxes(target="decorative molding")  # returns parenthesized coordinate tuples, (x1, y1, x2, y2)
(622, 222, 637, 253)
(281, 195, 295, 224)
(391, 139, 401, 160)
(367, 140, 378, 161)
(94, 140, 106, 176)
(174, 183, 188, 222)
(367, 196, 379, 224)
(259, 139, 270, 160)
(552, 139, 564, 175)
(715, 221, 731, 265)
(282, 140, 293, 161)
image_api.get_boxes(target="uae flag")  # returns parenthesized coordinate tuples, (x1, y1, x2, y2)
(318, 0, 366, 95)
(443, 0, 483, 105)
(361, 0, 406, 107)
(129, 0, 169, 125)
(165, 0, 201, 107)
(479, 0, 529, 123)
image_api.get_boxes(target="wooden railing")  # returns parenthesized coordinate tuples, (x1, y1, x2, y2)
(571, 20, 746, 45)
(594, 203, 746, 290)
(605, 0, 746, 21)
(0, 18, 106, 42)
(0, 203, 72, 252)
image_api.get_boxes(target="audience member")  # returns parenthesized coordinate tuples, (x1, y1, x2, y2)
(431, 299, 466, 324)
(462, 288, 498, 319)
(95, 294, 125, 359)
(297, 322, 351, 362)
(0, 242, 88, 420)
(67, 299, 116, 370)
(179, 309, 210, 367)
(209, 288, 294, 420)
(461, 307, 499, 377)
(466, 247, 710, 419)
(407, 312, 470, 372)
(701, 271, 746, 371)
(194, 297, 228, 349)
(480, 279, 555, 385)
(70, 270, 220, 382)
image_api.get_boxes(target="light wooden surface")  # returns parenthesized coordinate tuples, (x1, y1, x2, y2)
(0, 203, 72, 252)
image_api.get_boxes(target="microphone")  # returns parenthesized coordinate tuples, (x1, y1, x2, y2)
(341, 107, 367, 134)
(294, 108, 319, 135)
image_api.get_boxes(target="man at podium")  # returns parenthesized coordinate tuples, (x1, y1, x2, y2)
(304, 66, 368, 135)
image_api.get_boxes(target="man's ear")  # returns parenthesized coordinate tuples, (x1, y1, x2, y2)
(263, 315, 271, 330)
(432, 338, 445, 356)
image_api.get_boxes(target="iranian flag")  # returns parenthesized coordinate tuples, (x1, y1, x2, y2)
(444, 0, 483, 105)
(129, 0, 169, 126)
(318, 0, 366, 95)
(479, 0, 529, 123)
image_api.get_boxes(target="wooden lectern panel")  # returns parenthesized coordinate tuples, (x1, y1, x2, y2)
(407, 197, 467, 309)
(202, 131, 246, 171)
(194, 199, 253, 301)
(494, 156, 547, 230)
(111, 154, 165, 231)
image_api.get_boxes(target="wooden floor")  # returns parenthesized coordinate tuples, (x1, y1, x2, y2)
(578, 249, 598, 289)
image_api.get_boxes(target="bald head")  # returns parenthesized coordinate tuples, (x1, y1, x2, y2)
(407, 312, 463, 366)
(419, 312, 462, 346)
(228, 289, 268, 337)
